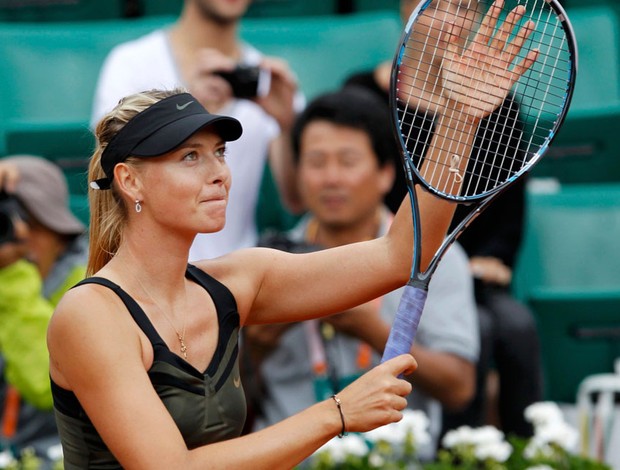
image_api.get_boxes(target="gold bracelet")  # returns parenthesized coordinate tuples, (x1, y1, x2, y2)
(331, 394, 347, 438)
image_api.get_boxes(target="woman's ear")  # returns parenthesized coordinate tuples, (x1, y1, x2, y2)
(114, 162, 143, 202)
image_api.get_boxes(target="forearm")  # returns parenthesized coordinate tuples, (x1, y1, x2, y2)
(409, 344, 475, 411)
(326, 302, 391, 355)
(386, 117, 479, 273)
(187, 399, 340, 469)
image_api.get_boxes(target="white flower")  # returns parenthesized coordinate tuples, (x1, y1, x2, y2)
(524, 402, 565, 428)
(365, 422, 401, 445)
(365, 409, 431, 448)
(0, 450, 15, 468)
(442, 425, 476, 448)
(315, 434, 368, 463)
(368, 452, 386, 468)
(470, 426, 506, 447)
(400, 409, 432, 447)
(534, 421, 579, 452)
(47, 443, 64, 461)
(473, 441, 513, 462)
(442, 425, 505, 449)
(524, 440, 555, 460)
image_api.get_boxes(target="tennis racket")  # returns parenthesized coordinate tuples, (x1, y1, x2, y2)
(382, 0, 577, 362)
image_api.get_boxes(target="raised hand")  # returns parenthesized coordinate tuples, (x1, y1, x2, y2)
(441, 0, 539, 122)
(254, 56, 298, 132)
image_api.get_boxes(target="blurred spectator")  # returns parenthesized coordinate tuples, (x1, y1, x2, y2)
(0, 155, 87, 466)
(91, 0, 303, 260)
(243, 87, 479, 460)
(344, 0, 543, 439)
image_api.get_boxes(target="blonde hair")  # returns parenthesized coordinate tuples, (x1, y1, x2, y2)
(86, 88, 185, 276)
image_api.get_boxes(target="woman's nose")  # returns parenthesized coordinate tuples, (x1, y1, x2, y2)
(203, 155, 230, 185)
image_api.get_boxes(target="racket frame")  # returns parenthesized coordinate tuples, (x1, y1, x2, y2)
(390, 0, 578, 287)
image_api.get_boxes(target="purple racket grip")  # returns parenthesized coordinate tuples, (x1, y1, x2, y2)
(381, 284, 428, 363)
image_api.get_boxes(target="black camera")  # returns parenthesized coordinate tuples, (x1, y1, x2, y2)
(0, 190, 23, 245)
(214, 65, 271, 99)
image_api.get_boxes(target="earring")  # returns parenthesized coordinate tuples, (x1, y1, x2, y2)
(135, 199, 142, 213)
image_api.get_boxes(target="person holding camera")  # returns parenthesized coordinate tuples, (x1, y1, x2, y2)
(91, 0, 304, 260)
(0, 155, 87, 466)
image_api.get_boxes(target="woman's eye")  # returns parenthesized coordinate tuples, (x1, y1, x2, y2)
(214, 147, 227, 159)
(183, 151, 198, 161)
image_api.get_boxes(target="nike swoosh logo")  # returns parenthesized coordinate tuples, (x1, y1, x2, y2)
(233, 376, 241, 388)
(176, 101, 194, 110)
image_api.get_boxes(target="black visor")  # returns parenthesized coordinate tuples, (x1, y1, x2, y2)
(91, 92, 243, 190)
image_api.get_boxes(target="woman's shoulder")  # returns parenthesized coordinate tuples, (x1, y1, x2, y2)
(50, 278, 130, 333)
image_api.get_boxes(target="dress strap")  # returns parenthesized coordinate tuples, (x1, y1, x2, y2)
(73, 277, 166, 348)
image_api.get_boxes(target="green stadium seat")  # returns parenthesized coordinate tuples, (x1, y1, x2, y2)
(5, 123, 95, 195)
(0, 16, 174, 125)
(0, 15, 176, 222)
(0, 11, 400, 152)
(69, 193, 90, 227)
(136, 0, 182, 17)
(513, 182, 620, 402)
(0, 0, 125, 21)
(246, 0, 338, 17)
(514, 182, 620, 298)
(255, 164, 299, 235)
(353, 0, 399, 14)
(0, 11, 401, 232)
(562, 0, 620, 10)
(0, 16, 175, 155)
(138, 0, 338, 18)
(240, 11, 401, 101)
(529, 293, 620, 403)
(531, 5, 620, 183)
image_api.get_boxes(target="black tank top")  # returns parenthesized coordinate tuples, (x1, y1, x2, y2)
(51, 264, 246, 469)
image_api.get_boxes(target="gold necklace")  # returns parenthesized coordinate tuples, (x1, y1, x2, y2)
(124, 261, 189, 360)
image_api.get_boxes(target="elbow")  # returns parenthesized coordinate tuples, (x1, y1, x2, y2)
(441, 380, 476, 412)
(440, 368, 476, 412)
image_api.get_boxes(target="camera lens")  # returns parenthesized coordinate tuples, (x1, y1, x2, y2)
(0, 211, 15, 244)
(0, 192, 18, 244)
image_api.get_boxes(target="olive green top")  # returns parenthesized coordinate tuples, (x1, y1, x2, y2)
(51, 264, 246, 469)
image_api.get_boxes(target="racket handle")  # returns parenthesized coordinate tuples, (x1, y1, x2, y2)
(381, 285, 427, 363)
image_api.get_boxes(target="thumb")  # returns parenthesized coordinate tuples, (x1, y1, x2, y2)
(383, 353, 418, 377)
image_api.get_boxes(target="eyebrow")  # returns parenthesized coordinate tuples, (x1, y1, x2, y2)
(176, 138, 226, 152)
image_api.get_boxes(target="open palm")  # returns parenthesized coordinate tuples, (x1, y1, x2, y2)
(441, 1, 539, 122)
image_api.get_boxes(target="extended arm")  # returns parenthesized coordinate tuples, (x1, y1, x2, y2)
(48, 285, 416, 470)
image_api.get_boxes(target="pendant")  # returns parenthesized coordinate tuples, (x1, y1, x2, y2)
(178, 334, 188, 360)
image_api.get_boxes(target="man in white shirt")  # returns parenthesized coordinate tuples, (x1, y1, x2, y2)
(91, 0, 303, 260)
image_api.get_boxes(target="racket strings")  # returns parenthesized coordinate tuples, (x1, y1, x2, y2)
(397, 103, 529, 196)
(395, 0, 573, 199)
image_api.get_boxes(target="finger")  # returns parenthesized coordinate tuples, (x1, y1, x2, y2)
(383, 353, 418, 377)
(0, 167, 20, 193)
(440, 21, 461, 49)
(393, 395, 408, 411)
(439, 22, 462, 78)
(503, 20, 536, 66)
(510, 47, 539, 81)
(473, 0, 504, 46)
(395, 377, 413, 397)
(490, 5, 526, 54)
